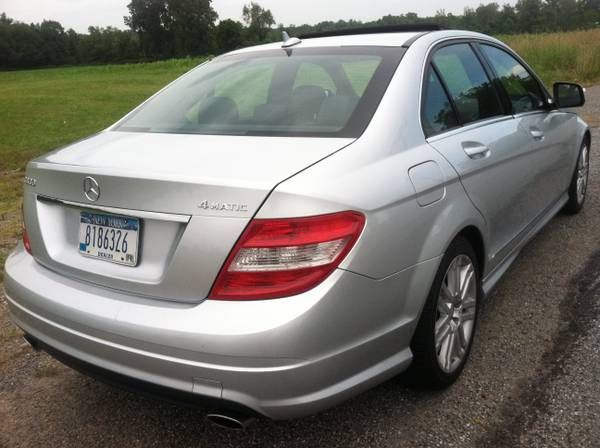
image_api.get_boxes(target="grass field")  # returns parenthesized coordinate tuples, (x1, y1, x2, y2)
(0, 57, 204, 277)
(501, 29, 600, 87)
(1, 29, 599, 277)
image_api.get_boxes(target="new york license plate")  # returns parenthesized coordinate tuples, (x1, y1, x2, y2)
(78, 212, 140, 266)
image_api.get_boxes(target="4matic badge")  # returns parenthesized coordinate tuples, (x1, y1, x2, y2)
(198, 200, 248, 213)
(23, 176, 37, 187)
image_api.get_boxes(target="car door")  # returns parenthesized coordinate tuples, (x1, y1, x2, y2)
(477, 43, 576, 215)
(423, 42, 544, 268)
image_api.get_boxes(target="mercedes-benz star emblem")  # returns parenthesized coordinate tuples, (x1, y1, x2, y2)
(83, 176, 100, 202)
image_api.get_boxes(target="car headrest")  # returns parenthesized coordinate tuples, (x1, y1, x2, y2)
(291, 85, 328, 122)
(197, 96, 239, 124)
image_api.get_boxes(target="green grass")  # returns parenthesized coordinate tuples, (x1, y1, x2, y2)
(501, 29, 600, 88)
(0, 57, 206, 173)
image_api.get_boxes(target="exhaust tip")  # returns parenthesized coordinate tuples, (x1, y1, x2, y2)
(206, 412, 253, 430)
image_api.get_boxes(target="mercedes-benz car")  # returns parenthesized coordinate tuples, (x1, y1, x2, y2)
(4, 25, 590, 427)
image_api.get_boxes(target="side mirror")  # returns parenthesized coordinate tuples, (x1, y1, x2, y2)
(553, 82, 585, 108)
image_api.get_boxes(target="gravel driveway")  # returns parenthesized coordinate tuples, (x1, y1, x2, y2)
(1, 88, 600, 448)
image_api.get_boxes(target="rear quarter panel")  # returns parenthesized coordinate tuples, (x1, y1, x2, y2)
(258, 138, 486, 280)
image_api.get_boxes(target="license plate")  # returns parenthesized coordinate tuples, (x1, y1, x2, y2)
(78, 211, 140, 266)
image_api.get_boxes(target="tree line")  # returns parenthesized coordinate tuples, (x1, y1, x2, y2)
(1, 0, 599, 70)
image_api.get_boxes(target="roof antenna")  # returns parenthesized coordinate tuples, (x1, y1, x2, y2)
(281, 30, 301, 49)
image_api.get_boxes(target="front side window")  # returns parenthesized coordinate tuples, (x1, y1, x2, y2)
(432, 43, 503, 126)
(117, 48, 402, 137)
(422, 66, 459, 136)
(479, 44, 545, 114)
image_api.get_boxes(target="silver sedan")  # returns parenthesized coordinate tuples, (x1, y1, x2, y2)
(4, 25, 590, 426)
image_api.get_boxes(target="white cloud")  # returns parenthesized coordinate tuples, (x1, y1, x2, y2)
(0, 0, 130, 32)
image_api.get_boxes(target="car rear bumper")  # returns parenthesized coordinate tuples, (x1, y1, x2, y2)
(4, 244, 439, 419)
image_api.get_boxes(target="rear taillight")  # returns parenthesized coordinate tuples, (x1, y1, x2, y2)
(209, 211, 365, 300)
(23, 230, 32, 254)
(21, 203, 32, 254)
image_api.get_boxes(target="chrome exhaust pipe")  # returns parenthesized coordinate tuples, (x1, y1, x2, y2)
(206, 412, 254, 430)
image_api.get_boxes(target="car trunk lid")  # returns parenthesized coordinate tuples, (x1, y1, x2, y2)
(24, 130, 353, 303)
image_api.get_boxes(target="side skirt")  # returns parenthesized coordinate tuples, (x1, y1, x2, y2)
(482, 193, 569, 297)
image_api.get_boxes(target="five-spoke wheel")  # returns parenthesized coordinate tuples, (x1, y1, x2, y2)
(564, 139, 590, 214)
(435, 255, 477, 373)
(409, 236, 480, 387)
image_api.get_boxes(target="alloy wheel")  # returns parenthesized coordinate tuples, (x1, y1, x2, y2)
(576, 144, 589, 205)
(435, 255, 477, 373)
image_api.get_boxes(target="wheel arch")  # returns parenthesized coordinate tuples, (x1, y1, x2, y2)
(456, 225, 486, 276)
(584, 129, 591, 147)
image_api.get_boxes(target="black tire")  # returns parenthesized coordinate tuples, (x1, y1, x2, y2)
(563, 138, 590, 214)
(407, 236, 481, 388)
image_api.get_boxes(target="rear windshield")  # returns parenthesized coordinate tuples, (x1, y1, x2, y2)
(116, 47, 404, 138)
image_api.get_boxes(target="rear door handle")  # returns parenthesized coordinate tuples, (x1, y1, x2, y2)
(462, 141, 490, 159)
(530, 129, 545, 141)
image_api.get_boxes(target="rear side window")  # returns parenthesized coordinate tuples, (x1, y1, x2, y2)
(479, 44, 545, 114)
(422, 67, 459, 137)
(432, 44, 503, 125)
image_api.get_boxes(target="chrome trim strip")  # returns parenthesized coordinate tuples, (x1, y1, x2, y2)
(425, 115, 514, 143)
(37, 195, 191, 223)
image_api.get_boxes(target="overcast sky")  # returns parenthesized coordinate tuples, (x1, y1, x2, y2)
(0, 0, 516, 33)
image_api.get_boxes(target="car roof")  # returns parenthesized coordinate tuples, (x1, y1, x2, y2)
(226, 29, 497, 56)
(228, 32, 424, 54)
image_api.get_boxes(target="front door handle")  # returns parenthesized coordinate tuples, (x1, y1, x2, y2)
(462, 141, 490, 159)
(530, 128, 545, 141)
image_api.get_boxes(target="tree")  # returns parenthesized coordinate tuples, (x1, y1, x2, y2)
(38, 20, 69, 65)
(242, 2, 275, 42)
(125, 0, 217, 57)
(549, 0, 579, 31)
(462, 7, 478, 30)
(0, 12, 13, 24)
(216, 19, 244, 53)
(66, 28, 80, 63)
(515, 0, 545, 32)
(125, 0, 170, 57)
(163, 0, 218, 56)
(474, 3, 502, 34)
(499, 5, 518, 34)
(3, 1, 600, 70)
(433, 10, 462, 30)
(579, 0, 600, 27)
